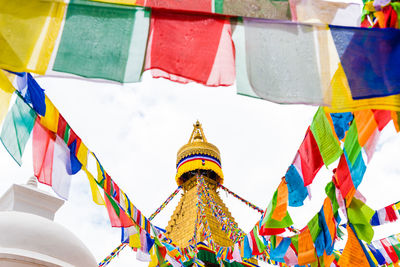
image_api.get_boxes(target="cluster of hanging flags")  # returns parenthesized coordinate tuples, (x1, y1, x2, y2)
(1, 0, 400, 111)
(1, 0, 400, 266)
(2, 68, 400, 265)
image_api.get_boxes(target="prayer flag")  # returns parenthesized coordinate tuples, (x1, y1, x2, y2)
(0, 0, 65, 74)
(239, 19, 330, 105)
(347, 198, 375, 243)
(104, 192, 134, 228)
(298, 227, 317, 265)
(368, 243, 387, 266)
(14, 73, 46, 116)
(381, 239, 399, 263)
(353, 110, 378, 147)
(343, 121, 362, 165)
(260, 186, 293, 235)
(0, 94, 36, 165)
(285, 165, 308, 207)
(40, 96, 59, 133)
(310, 107, 342, 166)
(338, 224, 371, 266)
(223, 0, 290, 19)
(270, 237, 291, 263)
(54, 0, 150, 83)
(372, 109, 392, 130)
(83, 167, 105, 205)
(297, 128, 324, 186)
(0, 71, 15, 125)
(329, 112, 353, 140)
(32, 119, 73, 199)
(330, 25, 400, 99)
(145, 10, 234, 86)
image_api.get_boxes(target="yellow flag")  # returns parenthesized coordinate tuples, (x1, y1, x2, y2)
(129, 233, 141, 248)
(84, 167, 105, 205)
(0, 71, 15, 125)
(0, 0, 66, 74)
(326, 64, 400, 113)
(76, 142, 88, 168)
(149, 246, 158, 267)
(40, 96, 59, 132)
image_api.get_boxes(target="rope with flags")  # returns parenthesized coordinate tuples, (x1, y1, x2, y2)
(218, 184, 264, 214)
(98, 186, 181, 266)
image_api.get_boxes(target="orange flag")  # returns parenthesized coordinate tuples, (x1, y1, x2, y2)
(353, 110, 378, 147)
(338, 225, 370, 267)
(271, 180, 289, 221)
(298, 227, 317, 266)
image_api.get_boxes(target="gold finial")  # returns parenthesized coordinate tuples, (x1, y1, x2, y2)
(188, 120, 207, 143)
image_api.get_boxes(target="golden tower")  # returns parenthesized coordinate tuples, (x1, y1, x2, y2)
(165, 121, 241, 252)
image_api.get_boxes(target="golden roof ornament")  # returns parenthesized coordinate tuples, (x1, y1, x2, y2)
(175, 121, 223, 185)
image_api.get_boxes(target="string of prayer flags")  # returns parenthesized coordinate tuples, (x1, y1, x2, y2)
(53, 0, 150, 83)
(32, 119, 72, 200)
(145, 10, 235, 86)
(0, 0, 65, 74)
(0, 94, 36, 165)
(310, 107, 343, 166)
(370, 204, 399, 226)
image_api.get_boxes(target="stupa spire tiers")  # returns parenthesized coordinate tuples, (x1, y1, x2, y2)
(166, 122, 238, 250)
(175, 121, 223, 186)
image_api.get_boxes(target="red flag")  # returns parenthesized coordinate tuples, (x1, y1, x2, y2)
(33, 118, 55, 186)
(372, 110, 392, 131)
(335, 154, 355, 206)
(146, 10, 229, 86)
(298, 127, 323, 186)
(104, 193, 134, 228)
(381, 239, 399, 263)
(135, 0, 212, 13)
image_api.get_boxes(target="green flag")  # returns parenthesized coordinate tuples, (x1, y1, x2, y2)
(54, 0, 150, 83)
(347, 198, 374, 243)
(0, 94, 36, 165)
(344, 121, 362, 165)
(310, 107, 343, 166)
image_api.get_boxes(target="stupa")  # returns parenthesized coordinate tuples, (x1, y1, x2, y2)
(165, 121, 257, 266)
(0, 177, 97, 267)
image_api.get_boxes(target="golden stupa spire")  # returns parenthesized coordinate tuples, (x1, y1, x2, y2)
(175, 121, 223, 186)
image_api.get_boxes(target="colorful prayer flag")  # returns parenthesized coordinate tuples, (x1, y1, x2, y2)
(0, 94, 36, 165)
(54, 0, 150, 83)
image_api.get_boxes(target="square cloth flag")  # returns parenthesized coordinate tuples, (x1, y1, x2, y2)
(145, 10, 235, 86)
(0, 0, 65, 74)
(330, 25, 400, 99)
(53, 0, 150, 83)
(241, 19, 326, 105)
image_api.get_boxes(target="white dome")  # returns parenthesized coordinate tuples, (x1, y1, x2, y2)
(0, 211, 97, 267)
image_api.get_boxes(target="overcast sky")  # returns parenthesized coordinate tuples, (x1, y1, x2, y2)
(1, 70, 399, 266)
